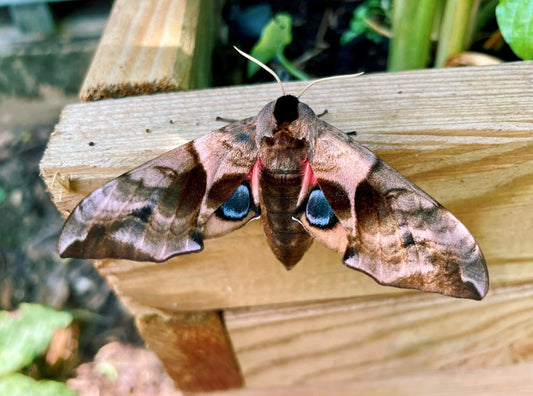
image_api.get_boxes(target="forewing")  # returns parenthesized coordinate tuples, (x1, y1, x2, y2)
(58, 118, 260, 262)
(309, 123, 489, 300)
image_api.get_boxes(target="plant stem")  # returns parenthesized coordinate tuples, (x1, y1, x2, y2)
(434, 0, 479, 67)
(388, 0, 442, 71)
(473, 0, 498, 42)
(277, 53, 311, 81)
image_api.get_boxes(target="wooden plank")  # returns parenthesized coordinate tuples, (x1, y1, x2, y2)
(201, 362, 533, 395)
(41, 61, 533, 311)
(79, 0, 217, 101)
(136, 310, 242, 391)
(224, 283, 533, 389)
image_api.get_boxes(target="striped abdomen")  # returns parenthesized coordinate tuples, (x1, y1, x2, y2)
(258, 131, 313, 269)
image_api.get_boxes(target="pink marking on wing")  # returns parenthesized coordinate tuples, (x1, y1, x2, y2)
(247, 159, 262, 206)
(247, 158, 262, 181)
(297, 159, 318, 206)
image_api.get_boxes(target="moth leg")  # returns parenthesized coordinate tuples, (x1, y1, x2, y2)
(316, 109, 328, 118)
(215, 116, 238, 123)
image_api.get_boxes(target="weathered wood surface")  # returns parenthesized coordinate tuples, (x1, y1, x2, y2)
(79, 0, 217, 101)
(203, 362, 533, 395)
(136, 311, 242, 391)
(224, 283, 533, 389)
(41, 61, 533, 311)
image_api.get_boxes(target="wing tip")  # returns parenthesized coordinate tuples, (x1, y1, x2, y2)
(57, 229, 205, 262)
(460, 259, 489, 301)
(57, 232, 82, 259)
(342, 249, 489, 301)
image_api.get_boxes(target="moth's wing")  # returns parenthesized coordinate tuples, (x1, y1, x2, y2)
(58, 118, 260, 262)
(307, 124, 488, 300)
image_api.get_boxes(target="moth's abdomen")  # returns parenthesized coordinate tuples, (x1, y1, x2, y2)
(260, 169, 313, 269)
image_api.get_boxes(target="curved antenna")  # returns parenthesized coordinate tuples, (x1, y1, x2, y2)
(297, 72, 364, 99)
(233, 46, 285, 96)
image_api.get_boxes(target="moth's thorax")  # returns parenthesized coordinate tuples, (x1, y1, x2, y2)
(258, 129, 308, 211)
(259, 127, 307, 172)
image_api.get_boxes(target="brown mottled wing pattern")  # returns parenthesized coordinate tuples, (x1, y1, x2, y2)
(309, 122, 488, 300)
(58, 118, 259, 262)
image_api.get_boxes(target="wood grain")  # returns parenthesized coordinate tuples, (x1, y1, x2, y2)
(224, 283, 533, 389)
(79, 0, 217, 101)
(201, 362, 533, 395)
(41, 61, 533, 311)
(136, 311, 242, 391)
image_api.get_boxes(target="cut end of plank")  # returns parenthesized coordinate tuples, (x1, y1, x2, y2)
(80, 78, 181, 102)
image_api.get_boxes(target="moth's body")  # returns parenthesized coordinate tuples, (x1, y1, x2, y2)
(59, 93, 489, 300)
(258, 125, 312, 268)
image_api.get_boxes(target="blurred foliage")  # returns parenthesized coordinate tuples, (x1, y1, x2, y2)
(0, 304, 75, 395)
(0, 373, 76, 396)
(248, 13, 293, 77)
(94, 361, 119, 380)
(247, 13, 310, 80)
(340, 0, 528, 71)
(496, 0, 533, 60)
(340, 0, 391, 45)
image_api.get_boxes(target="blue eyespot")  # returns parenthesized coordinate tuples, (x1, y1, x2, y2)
(216, 183, 251, 221)
(306, 188, 338, 229)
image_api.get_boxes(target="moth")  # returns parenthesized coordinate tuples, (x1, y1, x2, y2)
(59, 50, 489, 300)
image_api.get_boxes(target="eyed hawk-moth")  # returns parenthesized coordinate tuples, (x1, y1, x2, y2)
(58, 61, 488, 300)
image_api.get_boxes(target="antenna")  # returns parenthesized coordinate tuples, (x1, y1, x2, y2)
(297, 72, 364, 99)
(233, 46, 364, 99)
(233, 46, 286, 96)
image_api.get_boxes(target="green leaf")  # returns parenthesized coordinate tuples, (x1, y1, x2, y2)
(496, 0, 533, 60)
(247, 13, 293, 77)
(0, 373, 77, 396)
(0, 304, 73, 376)
(340, 29, 359, 46)
(340, 0, 389, 45)
(341, 4, 373, 45)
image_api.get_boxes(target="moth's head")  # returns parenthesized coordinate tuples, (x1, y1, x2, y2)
(255, 96, 315, 145)
(273, 95, 299, 125)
